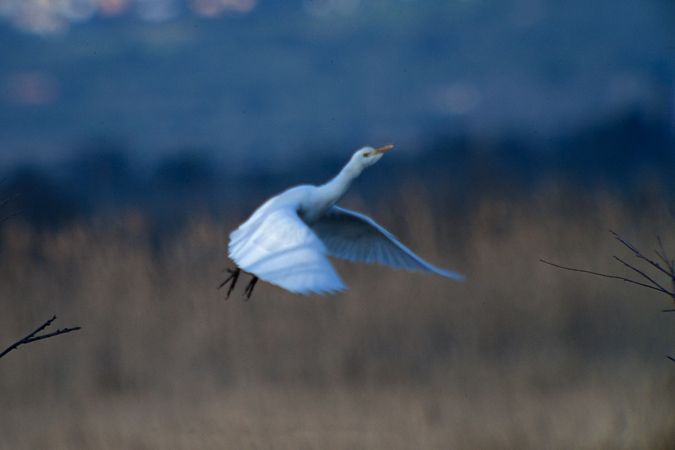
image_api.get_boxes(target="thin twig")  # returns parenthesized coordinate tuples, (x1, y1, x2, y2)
(654, 236, 670, 270)
(610, 230, 675, 304)
(656, 235, 675, 299)
(0, 192, 21, 224)
(611, 231, 673, 279)
(0, 316, 81, 360)
(613, 255, 671, 295)
(0, 181, 20, 220)
(539, 260, 668, 294)
(0, 210, 22, 224)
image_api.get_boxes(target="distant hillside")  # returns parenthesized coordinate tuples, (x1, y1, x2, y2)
(1, 110, 672, 230)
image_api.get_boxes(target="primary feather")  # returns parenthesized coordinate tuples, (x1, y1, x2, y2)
(312, 206, 465, 281)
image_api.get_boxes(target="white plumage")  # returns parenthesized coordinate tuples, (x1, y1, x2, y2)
(226, 145, 464, 297)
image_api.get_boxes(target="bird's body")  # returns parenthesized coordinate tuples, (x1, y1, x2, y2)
(225, 145, 464, 297)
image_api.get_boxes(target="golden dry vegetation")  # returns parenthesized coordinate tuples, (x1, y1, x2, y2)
(1, 185, 674, 449)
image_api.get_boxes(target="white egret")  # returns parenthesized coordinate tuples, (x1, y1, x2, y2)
(222, 144, 465, 298)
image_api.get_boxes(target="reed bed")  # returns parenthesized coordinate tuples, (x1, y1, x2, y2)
(1, 185, 674, 449)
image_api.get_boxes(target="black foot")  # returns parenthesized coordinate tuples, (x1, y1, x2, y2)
(219, 267, 241, 299)
(244, 276, 259, 300)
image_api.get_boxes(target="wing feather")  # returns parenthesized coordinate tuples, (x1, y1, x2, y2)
(229, 206, 346, 295)
(311, 206, 465, 281)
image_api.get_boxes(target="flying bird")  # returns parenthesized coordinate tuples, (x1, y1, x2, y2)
(222, 144, 464, 299)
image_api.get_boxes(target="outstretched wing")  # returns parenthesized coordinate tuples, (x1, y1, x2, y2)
(229, 206, 346, 295)
(311, 206, 465, 281)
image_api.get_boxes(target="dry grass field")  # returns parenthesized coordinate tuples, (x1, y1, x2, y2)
(1, 184, 675, 449)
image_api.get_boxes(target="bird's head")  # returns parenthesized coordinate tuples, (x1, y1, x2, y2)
(350, 144, 393, 170)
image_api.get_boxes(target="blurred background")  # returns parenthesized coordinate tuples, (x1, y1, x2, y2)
(1, 1, 675, 448)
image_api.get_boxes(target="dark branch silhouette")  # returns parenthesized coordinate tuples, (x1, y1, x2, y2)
(0, 316, 81, 360)
(0, 179, 21, 224)
(541, 230, 675, 303)
(1, 187, 81, 361)
(541, 229, 675, 363)
(539, 259, 667, 294)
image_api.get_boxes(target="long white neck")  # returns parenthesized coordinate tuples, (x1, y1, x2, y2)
(301, 160, 363, 223)
(319, 162, 361, 204)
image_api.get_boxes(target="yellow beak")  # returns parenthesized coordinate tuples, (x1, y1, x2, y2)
(365, 144, 394, 157)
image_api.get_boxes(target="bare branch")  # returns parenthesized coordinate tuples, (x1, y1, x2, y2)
(539, 259, 669, 294)
(1, 183, 81, 361)
(654, 236, 671, 270)
(542, 225, 675, 312)
(0, 180, 21, 224)
(0, 316, 81, 360)
(0, 209, 22, 224)
(613, 255, 671, 296)
(656, 237, 675, 299)
(611, 231, 673, 279)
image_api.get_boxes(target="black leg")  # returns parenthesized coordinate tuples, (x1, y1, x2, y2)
(219, 267, 241, 299)
(244, 276, 259, 300)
